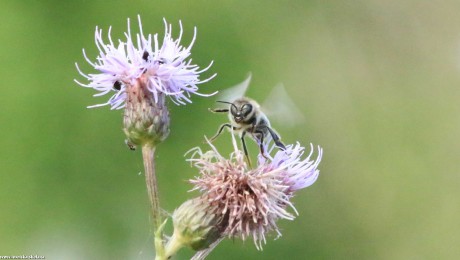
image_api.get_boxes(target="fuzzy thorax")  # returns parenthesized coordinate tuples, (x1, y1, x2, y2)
(123, 74, 170, 148)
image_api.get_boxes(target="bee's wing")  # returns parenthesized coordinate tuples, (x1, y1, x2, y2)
(216, 72, 252, 104)
(262, 83, 306, 128)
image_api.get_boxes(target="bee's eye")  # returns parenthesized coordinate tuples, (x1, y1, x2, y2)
(113, 81, 122, 91)
(230, 104, 238, 115)
(241, 104, 253, 116)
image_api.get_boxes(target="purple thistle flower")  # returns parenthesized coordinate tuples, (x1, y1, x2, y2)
(75, 15, 216, 110)
(75, 16, 216, 148)
(187, 136, 323, 249)
(259, 142, 322, 194)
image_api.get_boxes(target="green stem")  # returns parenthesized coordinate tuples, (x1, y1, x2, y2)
(142, 145, 165, 260)
(164, 232, 185, 259)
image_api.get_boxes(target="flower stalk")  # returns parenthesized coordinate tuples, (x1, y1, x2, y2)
(142, 146, 161, 230)
(141, 145, 166, 259)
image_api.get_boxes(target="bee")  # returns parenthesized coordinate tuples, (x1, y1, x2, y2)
(209, 74, 288, 165)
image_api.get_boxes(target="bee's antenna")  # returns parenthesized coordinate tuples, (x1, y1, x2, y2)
(217, 100, 237, 111)
(216, 100, 232, 105)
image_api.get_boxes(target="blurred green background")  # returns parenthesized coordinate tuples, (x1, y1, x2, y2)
(1, 0, 459, 259)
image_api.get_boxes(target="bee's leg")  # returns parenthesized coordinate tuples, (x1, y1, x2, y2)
(208, 108, 229, 113)
(267, 127, 286, 150)
(209, 123, 232, 142)
(254, 130, 269, 159)
(241, 131, 252, 167)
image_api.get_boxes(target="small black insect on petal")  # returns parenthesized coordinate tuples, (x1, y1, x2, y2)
(142, 51, 150, 61)
(113, 81, 122, 91)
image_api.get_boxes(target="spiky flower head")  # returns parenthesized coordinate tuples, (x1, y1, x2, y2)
(187, 136, 323, 249)
(75, 16, 215, 147)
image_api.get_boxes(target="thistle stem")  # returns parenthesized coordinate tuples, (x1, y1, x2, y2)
(164, 232, 185, 259)
(142, 145, 165, 260)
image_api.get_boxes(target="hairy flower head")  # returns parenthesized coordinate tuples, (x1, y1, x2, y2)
(75, 15, 216, 109)
(75, 16, 215, 147)
(187, 136, 322, 249)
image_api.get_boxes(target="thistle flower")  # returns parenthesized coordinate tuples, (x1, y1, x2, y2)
(187, 137, 323, 249)
(75, 16, 215, 147)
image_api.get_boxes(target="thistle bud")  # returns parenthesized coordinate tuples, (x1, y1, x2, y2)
(123, 75, 170, 148)
(169, 198, 224, 252)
